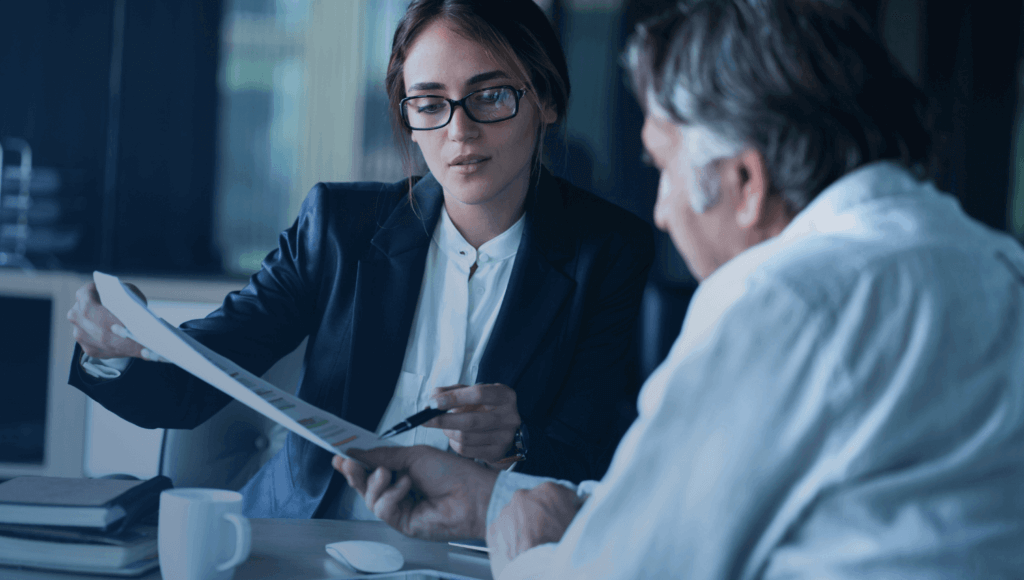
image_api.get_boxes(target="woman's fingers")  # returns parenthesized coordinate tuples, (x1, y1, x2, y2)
(442, 428, 509, 447)
(430, 410, 518, 432)
(430, 383, 516, 410)
(446, 427, 514, 460)
(140, 348, 170, 363)
(450, 440, 510, 463)
(423, 384, 520, 463)
(110, 324, 131, 339)
(67, 282, 146, 359)
(431, 384, 467, 395)
(74, 282, 101, 305)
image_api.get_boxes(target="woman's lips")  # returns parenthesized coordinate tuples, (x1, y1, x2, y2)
(450, 156, 491, 173)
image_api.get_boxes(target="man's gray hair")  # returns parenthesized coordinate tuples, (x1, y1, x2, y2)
(627, 0, 932, 212)
(679, 122, 743, 212)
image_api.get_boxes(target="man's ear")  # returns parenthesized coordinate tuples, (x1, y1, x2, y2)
(732, 149, 769, 229)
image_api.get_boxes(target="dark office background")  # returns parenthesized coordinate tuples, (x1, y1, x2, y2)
(1, 0, 1023, 377)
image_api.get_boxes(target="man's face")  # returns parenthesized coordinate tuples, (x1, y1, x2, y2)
(641, 110, 744, 281)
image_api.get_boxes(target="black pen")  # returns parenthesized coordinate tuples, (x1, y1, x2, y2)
(379, 406, 449, 439)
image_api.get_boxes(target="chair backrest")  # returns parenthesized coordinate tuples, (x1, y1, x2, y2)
(159, 339, 306, 490)
(637, 276, 697, 383)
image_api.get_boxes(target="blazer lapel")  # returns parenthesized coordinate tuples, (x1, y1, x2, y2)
(477, 170, 576, 398)
(341, 175, 444, 431)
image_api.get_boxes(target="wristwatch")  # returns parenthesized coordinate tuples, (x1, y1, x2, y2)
(496, 424, 529, 465)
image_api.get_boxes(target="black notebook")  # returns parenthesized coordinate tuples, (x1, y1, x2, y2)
(0, 476, 171, 530)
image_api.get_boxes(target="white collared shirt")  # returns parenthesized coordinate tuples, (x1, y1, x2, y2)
(376, 205, 524, 447)
(489, 162, 1024, 579)
(332, 205, 524, 519)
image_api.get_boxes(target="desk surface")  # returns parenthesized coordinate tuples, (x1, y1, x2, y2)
(2, 519, 493, 580)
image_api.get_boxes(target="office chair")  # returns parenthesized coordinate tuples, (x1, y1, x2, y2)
(158, 340, 306, 490)
(637, 274, 697, 382)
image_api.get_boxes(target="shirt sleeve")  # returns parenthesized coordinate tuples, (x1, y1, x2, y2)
(80, 354, 132, 380)
(498, 544, 559, 580)
(67, 184, 328, 430)
(486, 470, 584, 530)
(498, 279, 839, 580)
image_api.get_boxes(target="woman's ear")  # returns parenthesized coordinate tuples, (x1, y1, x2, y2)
(540, 101, 558, 125)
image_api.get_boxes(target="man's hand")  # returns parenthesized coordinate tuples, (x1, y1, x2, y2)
(332, 445, 499, 540)
(486, 482, 582, 579)
(67, 281, 163, 361)
(422, 383, 521, 465)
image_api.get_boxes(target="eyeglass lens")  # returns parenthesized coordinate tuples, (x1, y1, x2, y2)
(404, 86, 518, 129)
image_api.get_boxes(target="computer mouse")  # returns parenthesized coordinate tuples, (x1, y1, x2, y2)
(325, 540, 405, 573)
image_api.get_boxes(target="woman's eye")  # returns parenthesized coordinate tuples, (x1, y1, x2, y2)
(417, 103, 445, 114)
(474, 91, 502, 104)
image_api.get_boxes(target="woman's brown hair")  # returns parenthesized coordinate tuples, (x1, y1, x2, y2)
(385, 0, 571, 194)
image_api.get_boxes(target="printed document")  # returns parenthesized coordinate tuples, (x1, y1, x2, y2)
(92, 271, 392, 459)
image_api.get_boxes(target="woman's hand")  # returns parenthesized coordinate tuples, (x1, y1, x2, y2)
(66, 281, 162, 361)
(423, 383, 521, 466)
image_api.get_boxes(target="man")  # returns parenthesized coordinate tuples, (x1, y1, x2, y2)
(335, 0, 1024, 577)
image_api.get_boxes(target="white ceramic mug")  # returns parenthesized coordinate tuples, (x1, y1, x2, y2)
(158, 488, 252, 580)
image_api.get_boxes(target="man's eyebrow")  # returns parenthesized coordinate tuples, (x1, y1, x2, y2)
(407, 71, 510, 93)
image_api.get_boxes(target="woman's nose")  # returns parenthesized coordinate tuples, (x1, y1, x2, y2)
(447, 105, 480, 141)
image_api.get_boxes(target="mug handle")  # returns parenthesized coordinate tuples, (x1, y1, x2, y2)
(216, 513, 252, 572)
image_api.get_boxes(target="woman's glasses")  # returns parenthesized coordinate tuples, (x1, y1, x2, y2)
(401, 86, 527, 131)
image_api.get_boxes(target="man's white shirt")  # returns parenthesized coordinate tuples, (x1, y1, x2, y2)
(490, 162, 1024, 579)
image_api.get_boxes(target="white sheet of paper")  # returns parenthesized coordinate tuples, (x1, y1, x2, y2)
(93, 271, 393, 459)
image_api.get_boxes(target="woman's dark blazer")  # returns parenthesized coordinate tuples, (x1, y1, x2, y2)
(70, 168, 654, 518)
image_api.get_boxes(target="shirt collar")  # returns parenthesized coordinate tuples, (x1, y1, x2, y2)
(778, 161, 928, 242)
(433, 206, 526, 262)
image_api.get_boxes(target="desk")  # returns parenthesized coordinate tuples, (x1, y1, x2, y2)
(2, 519, 493, 580)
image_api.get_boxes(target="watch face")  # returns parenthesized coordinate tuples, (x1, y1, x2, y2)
(513, 426, 527, 457)
(494, 426, 527, 465)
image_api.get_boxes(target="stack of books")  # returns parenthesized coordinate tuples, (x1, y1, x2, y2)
(0, 475, 172, 576)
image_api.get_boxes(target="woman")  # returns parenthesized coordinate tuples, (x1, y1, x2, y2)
(68, 0, 653, 519)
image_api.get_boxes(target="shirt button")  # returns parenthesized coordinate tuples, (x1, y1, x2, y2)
(479, 254, 490, 264)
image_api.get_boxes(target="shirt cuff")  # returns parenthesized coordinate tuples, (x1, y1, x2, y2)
(80, 354, 132, 380)
(487, 471, 575, 531)
(497, 542, 558, 580)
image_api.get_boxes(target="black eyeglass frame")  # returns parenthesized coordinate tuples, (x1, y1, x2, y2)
(400, 85, 528, 131)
